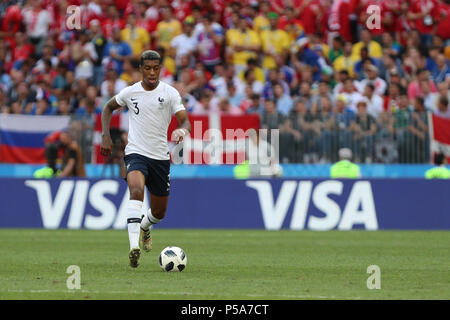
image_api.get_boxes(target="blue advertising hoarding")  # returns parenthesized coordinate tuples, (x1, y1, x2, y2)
(0, 178, 449, 230)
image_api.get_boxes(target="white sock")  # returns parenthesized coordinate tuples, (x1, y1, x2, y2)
(127, 200, 142, 250)
(140, 208, 161, 231)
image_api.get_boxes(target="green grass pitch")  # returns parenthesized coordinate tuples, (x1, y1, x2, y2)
(0, 229, 448, 300)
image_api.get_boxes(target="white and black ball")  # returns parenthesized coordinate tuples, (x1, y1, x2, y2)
(159, 246, 187, 272)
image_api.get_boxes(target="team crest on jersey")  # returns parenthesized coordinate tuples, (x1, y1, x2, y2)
(158, 97, 164, 104)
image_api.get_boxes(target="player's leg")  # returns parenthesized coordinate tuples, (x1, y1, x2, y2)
(140, 159, 170, 252)
(140, 194, 168, 252)
(127, 170, 146, 267)
(124, 153, 149, 267)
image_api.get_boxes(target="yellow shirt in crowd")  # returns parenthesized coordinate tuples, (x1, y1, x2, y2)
(121, 27, 150, 57)
(253, 15, 270, 34)
(333, 55, 355, 77)
(156, 19, 182, 51)
(238, 66, 266, 83)
(260, 29, 290, 70)
(226, 28, 261, 66)
(351, 40, 383, 61)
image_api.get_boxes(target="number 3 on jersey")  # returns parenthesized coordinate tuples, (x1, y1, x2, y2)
(131, 98, 139, 114)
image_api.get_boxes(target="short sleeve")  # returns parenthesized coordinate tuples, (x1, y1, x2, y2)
(171, 88, 185, 115)
(115, 86, 129, 107)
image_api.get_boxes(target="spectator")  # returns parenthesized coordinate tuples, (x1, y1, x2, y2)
(261, 99, 284, 131)
(120, 59, 137, 85)
(56, 98, 71, 116)
(378, 54, 405, 83)
(273, 82, 293, 116)
(291, 36, 322, 82)
(408, 68, 437, 100)
(331, 95, 355, 152)
(384, 82, 402, 113)
(279, 99, 304, 163)
(89, 19, 107, 86)
(196, 14, 224, 74)
(333, 41, 355, 78)
(240, 93, 263, 115)
(227, 82, 244, 108)
(7, 81, 36, 113)
(170, 16, 197, 67)
(340, 78, 363, 113)
(354, 47, 379, 79)
(408, 0, 440, 47)
(358, 64, 387, 97)
(239, 58, 265, 85)
(431, 54, 450, 84)
(277, 6, 305, 42)
(312, 80, 334, 112)
(434, 95, 450, 118)
(192, 88, 218, 115)
(23, 0, 52, 55)
(329, 35, 344, 64)
(262, 69, 288, 100)
(32, 98, 55, 115)
(351, 99, 377, 163)
(121, 12, 151, 60)
(101, 68, 127, 100)
(381, 32, 401, 58)
(351, 29, 383, 61)
(243, 68, 264, 96)
(260, 12, 289, 71)
(431, 82, 450, 112)
(362, 83, 384, 119)
(226, 15, 261, 75)
(217, 97, 242, 115)
(103, 26, 132, 75)
(393, 92, 413, 163)
(252, 1, 270, 34)
(102, 4, 125, 41)
(419, 79, 435, 110)
(317, 96, 335, 162)
(12, 32, 34, 65)
(409, 97, 429, 163)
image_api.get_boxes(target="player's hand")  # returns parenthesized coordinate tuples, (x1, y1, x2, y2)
(100, 135, 113, 156)
(172, 128, 189, 144)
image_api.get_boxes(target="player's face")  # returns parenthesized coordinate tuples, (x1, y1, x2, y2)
(141, 59, 161, 86)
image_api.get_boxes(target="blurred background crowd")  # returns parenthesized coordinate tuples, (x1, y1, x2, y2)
(0, 0, 449, 164)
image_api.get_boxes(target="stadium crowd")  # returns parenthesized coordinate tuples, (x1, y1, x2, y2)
(0, 0, 449, 164)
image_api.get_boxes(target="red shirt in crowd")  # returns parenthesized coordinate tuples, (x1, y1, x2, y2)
(409, 0, 440, 35)
(436, 1, 450, 40)
(114, 0, 130, 12)
(328, 0, 352, 42)
(294, 0, 322, 35)
(102, 17, 125, 40)
(173, 0, 193, 22)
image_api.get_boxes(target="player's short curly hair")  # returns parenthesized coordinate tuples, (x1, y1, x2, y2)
(140, 50, 162, 65)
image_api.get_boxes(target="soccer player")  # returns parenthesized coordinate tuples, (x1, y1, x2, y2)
(100, 50, 191, 267)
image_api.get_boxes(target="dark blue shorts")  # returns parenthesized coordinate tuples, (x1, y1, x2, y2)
(124, 153, 170, 197)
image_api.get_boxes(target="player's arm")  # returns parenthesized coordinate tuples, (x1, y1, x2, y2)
(100, 96, 123, 156)
(172, 109, 191, 144)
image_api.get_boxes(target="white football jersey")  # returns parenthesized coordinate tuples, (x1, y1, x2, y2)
(115, 80, 185, 160)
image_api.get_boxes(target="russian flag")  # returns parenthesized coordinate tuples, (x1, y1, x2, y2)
(0, 114, 71, 163)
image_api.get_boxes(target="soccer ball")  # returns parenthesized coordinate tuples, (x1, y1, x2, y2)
(159, 246, 187, 272)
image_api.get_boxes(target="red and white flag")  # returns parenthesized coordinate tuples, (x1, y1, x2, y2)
(429, 113, 450, 163)
(93, 113, 260, 164)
